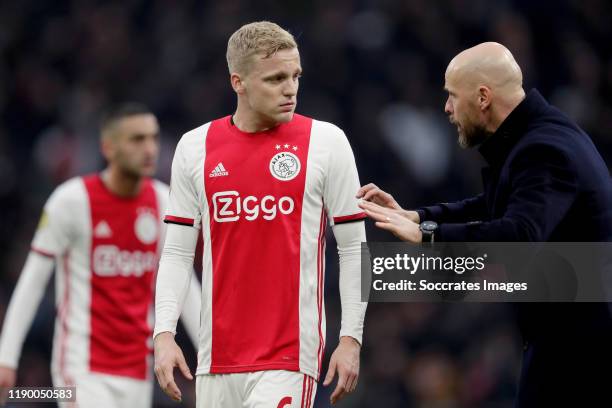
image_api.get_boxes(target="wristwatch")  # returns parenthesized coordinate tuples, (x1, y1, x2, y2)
(419, 221, 439, 244)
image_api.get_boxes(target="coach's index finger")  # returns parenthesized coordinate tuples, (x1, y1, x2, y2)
(356, 183, 378, 198)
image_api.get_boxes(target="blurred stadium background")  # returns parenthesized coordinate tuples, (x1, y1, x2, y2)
(0, 1, 610, 407)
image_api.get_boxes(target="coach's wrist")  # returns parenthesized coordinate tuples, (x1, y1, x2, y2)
(404, 210, 420, 223)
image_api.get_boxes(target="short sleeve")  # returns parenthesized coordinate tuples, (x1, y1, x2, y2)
(164, 138, 202, 228)
(323, 125, 367, 226)
(31, 185, 75, 257)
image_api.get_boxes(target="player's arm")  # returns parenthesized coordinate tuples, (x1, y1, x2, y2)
(153, 136, 201, 403)
(156, 181, 202, 350)
(323, 221, 367, 405)
(0, 252, 54, 401)
(154, 224, 197, 402)
(319, 122, 368, 405)
(0, 186, 72, 402)
(178, 270, 201, 349)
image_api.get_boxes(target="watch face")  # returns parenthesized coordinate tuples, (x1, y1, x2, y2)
(421, 221, 438, 232)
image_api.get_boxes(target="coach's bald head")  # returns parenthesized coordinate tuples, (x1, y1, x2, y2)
(444, 42, 526, 148)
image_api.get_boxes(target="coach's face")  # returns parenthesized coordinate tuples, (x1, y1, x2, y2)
(241, 48, 302, 126)
(107, 114, 160, 177)
(444, 69, 488, 148)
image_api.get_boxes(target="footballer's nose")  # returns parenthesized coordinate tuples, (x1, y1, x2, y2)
(283, 80, 298, 97)
(144, 138, 159, 159)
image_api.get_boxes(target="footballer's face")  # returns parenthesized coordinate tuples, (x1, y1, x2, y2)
(105, 114, 160, 178)
(238, 48, 302, 127)
(444, 70, 488, 149)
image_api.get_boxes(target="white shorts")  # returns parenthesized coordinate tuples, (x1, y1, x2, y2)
(196, 370, 317, 408)
(52, 371, 152, 408)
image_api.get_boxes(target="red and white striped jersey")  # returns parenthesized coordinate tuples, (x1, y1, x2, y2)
(164, 114, 366, 379)
(31, 175, 168, 381)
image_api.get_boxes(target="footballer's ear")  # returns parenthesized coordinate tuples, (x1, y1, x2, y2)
(100, 133, 116, 161)
(230, 73, 245, 94)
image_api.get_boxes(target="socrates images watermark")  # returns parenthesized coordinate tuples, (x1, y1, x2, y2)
(370, 253, 528, 294)
(361, 242, 612, 302)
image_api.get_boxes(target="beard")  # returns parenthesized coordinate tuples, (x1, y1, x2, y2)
(116, 153, 156, 179)
(457, 121, 491, 149)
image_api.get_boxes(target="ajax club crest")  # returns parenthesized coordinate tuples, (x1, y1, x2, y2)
(135, 209, 159, 244)
(270, 150, 300, 181)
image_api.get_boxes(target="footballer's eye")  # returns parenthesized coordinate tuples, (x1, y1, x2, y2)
(266, 74, 286, 83)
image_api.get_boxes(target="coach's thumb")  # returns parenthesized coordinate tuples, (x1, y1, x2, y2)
(323, 358, 337, 386)
(178, 356, 193, 380)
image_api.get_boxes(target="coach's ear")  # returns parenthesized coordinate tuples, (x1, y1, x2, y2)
(478, 85, 492, 111)
(230, 73, 246, 94)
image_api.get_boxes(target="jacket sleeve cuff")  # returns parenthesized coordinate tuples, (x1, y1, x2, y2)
(416, 205, 445, 222)
(437, 223, 471, 242)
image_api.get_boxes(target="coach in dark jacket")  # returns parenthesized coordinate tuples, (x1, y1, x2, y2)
(358, 42, 612, 407)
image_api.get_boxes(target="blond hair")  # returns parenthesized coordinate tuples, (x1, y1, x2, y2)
(226, 21, 297, 75)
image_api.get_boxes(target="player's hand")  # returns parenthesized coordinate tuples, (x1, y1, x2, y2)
(323, 336, 361, 405)
(0, 365, 17, 406)
(359, 201, 422, 243)
(154, 332, 193, 402)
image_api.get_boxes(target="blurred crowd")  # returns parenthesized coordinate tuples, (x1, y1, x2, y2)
(0, 0, 611, 407)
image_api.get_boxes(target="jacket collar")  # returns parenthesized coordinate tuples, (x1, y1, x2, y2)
(478, 89, 548, 167)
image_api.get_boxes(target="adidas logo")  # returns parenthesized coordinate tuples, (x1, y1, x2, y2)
(209, 162, 229, 177)
(94, 220, 112, 238)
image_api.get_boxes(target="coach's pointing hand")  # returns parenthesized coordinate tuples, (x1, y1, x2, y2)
(357, 184, 420, 223)
(356, 183, 402, 209)
(324, 336, 361, 405)
(154, 332, 193, 402)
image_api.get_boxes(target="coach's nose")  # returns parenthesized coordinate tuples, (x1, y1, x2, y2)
(444, 97, 453, 116)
